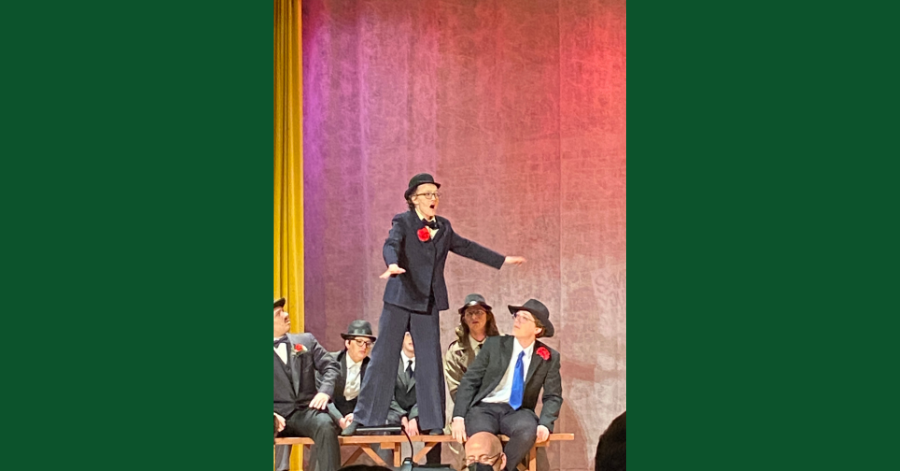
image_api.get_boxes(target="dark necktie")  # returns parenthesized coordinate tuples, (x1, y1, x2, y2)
(406, 359, 415, 381)
(509, 351, 525, 410)
(476, 343, 483, 353)
(422, 219, 437, 230)
(274, 336, 289, 347)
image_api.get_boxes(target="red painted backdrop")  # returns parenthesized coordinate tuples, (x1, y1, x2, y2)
(303, 1, 625, 469)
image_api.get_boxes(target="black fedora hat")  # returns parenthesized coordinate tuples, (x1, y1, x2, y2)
(404, 173, 441, 200)
(458, 293, 492, 314)
(340, 320, 376, 341)
(508, 299, 555, 338)
(274, 297, 286, 309)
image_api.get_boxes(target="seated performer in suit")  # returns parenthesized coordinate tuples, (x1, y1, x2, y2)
(344, 173, 525, 435)
(323, 320, 375, 428)
(274, 297, 342, 471)
(386, 332, 441, 464)
(450, 299, 562, 471)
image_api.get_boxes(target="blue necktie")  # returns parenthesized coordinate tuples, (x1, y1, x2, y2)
(509, 351, 525, 410)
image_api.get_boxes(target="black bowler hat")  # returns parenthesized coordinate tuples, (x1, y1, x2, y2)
(404, 173, 441, 200)
(274, 297, 286, 309)
(508, 299, 555, 338)
(458, 293, 492, 314)
(340, 320, 377, 341)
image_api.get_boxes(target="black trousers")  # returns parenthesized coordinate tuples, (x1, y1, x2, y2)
(353, 302, 446, 431)
(465, 403, 538, 471)
(275, 407, 341, 471)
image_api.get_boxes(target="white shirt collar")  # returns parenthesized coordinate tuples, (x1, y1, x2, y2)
(400, 350, 415, 369)
(414, 208, 436, 223)
(513, 338, 535, 359)
(346, 354, 363, 370)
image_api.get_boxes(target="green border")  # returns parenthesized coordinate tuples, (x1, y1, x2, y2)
(3, 1, 271, 469)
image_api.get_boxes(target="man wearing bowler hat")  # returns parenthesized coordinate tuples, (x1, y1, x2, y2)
(450, 299, 562, 471)
(344, 173, 526, 435)
(323, 320, 376, 427)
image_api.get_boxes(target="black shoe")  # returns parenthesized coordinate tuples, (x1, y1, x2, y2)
(341, 419, 360, 436)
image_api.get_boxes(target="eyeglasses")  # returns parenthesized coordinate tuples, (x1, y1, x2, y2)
(511, 312, 535, 323)
(464, 453, 502, 467)
(414, 192, 441, 200)
(351, 339, 374, 348)
(465, 309, 487, 317)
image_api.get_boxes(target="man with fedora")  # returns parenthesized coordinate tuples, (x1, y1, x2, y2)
(323, 320, 376, 427)
(273, 297, 342, 471)
(450, 299, 562, 471)
(344, 173, 526, 436)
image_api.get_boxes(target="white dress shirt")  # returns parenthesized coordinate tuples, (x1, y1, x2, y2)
(344, 356, 363, 400)
(400, 350, 416, 375)
(469, 335, 485, 353)
(482, 339, 534, 404)
(274, 337, 288, 364)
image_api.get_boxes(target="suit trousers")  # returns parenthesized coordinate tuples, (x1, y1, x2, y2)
(275, 407, 340, 471)
(353, 301, 446, 430)
(465, 403, 539, 471)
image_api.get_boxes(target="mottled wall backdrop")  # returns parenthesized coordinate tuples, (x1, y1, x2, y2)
(302, 1, 625, 470)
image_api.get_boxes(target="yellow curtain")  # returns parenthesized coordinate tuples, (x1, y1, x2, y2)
(275, 0, 304, 469)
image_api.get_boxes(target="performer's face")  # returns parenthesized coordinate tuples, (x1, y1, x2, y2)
(274, 306, 290, 337)
(410, 183, 439, 219)
(344, 336, 373, 363)
(464, 306, 488, 335)
(512, 310, 541, 340)
(402, 332, 415, 356)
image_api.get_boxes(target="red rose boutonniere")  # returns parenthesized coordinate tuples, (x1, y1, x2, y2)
(417, 227, 431, 242)
(293, 343, 308, 356)
(536, 346, 550, 361)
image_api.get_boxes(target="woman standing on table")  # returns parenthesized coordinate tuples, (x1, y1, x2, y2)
(343, 173, 525, 435)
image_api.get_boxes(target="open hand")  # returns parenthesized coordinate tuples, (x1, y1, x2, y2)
(503, 256, 526, 266)
(308, 392, 330, 410)
(379, 264, 407, 279)
(451, 417, 467, 443)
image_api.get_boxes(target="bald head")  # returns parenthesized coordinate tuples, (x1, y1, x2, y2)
(465, 432, 506, 471)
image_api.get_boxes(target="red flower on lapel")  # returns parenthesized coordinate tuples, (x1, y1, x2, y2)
(536, 346, 550, 361)
(417, 227, 431, 242)
(293, 343, 307, 355)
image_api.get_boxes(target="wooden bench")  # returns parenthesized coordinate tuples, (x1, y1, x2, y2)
(275, 433, 575, 471)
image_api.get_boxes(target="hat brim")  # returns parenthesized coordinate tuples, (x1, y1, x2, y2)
(404, 181, 441, 200)
(274, 297, 286, 308)
(340, 333, 377, 341)
(458, 300, 492, 314)
(508, 305, 555, 338)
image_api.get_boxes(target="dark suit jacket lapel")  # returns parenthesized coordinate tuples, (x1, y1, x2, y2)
(481, 336, 514, 397)
(360, 357, 369, 381)
(397, 357, 417, 392)
(288, 335, 302, 395)
(525, 340, 544, 385)
(334, 351, 347, 397)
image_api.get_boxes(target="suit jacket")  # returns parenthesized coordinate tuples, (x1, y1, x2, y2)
(452, 335, 563, 432)
(274, 333, 340, 418)
(327, 350, 370, 417)
(389, 357, 419, 421)
(383, 210, 505, 312)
